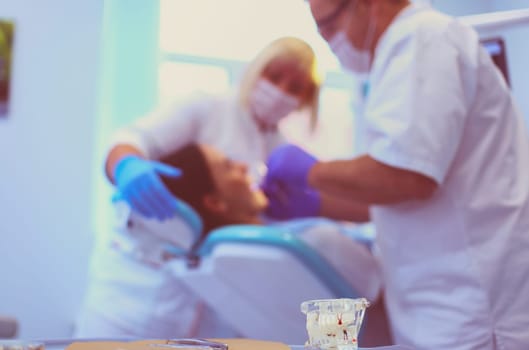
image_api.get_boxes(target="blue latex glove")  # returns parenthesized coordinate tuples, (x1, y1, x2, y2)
(262, 144, 320, 220)
(265, 144, 318, 188)
(262, 180, 321, 220)
(114, 155, 182, 221)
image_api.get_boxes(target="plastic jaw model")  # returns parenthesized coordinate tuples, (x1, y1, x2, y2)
(301, 298, 370, 350)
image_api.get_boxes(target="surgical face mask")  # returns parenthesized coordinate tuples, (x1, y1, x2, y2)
(249, 79, 299, 127)
(329, 31, 371, 74)
(328, 3, 377, 75)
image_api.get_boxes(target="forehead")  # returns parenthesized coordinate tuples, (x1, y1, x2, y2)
(309, 0, 343, 21)
(200, 144, 223, 167)
(265, 57, 309, 76)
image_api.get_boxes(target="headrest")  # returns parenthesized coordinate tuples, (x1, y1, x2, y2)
(196, 224, 359, 298)
(112, 196, 203, 252)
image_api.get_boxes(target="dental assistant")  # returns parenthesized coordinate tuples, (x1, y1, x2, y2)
(263, 0, 529, 348)
(76, 37, 323, 338)
(105, 36, 321, 222)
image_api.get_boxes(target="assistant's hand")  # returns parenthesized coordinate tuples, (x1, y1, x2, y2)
(114, 155, 182, 221)
(265, 144, 318, 187)
(262, 181, 321, 220)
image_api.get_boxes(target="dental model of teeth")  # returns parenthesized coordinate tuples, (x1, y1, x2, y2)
(301, 298, 369, 350)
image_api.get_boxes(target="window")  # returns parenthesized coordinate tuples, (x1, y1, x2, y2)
(159, 0, 359, 159)
(159, 61, 231, 103)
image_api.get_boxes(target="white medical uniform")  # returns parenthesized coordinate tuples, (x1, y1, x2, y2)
(76, 92, 285, 338)
(361, 3, 529, 349)
(111, 92, 284, 165)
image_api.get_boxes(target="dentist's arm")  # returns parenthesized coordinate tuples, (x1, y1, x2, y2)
(264, 144, 370, 222)
(320, 193, 370, 222)
(263, 182, 370, 222)
(309, 155, 437, 205)
(263, 144, 437, 221)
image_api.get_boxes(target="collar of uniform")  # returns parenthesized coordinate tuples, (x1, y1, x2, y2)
(373, 2, 431, 61)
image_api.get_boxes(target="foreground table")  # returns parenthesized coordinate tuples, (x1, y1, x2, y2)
(31, 339, 413, 350)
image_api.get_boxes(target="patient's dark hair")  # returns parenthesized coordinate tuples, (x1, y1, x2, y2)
(158, 143, 225, 234)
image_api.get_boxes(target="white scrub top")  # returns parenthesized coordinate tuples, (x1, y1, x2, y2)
(110, 92, 285, 165)
(362, 3, 529, 349)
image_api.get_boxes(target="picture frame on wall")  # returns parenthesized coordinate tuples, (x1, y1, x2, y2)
(0, 19, 14, 118)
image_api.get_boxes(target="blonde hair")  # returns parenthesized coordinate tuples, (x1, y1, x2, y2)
(238, 36, 323, 130)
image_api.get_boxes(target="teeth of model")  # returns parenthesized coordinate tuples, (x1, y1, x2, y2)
(306, 311, 358, 347)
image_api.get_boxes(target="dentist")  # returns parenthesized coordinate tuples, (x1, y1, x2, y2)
(263, 1, 529, 348)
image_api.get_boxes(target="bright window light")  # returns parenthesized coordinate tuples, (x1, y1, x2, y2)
(158, 61, 230, 103)
(159, 0, 340, 71)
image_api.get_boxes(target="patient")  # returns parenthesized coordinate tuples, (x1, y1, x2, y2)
(76, 143, 389, 344)
(159, 143, 381, 298)
(158, 143, 268, 235)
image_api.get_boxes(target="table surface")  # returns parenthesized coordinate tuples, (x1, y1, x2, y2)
(33, 339, 412, 350)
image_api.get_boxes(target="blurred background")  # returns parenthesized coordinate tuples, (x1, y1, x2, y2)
(0, 0, 528, 339)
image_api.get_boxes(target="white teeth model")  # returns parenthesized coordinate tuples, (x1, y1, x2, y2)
(301, 298, 369, 350)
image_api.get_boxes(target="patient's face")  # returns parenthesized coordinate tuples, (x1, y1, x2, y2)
(200, 145, 268, 222)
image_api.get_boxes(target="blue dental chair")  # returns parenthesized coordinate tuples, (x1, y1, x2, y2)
(113, 198, 386, 345)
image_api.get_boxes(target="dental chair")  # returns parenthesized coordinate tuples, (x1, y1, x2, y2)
(114, 199, 385, 345)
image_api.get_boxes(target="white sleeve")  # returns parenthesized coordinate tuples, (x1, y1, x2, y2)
(108, 94, 213, 159)
(365, 27, 469, 184)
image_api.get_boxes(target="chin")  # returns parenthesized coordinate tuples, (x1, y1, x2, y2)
(256, 192, 269, 209)
(248, 200, 267, 216)
(250, 188, 267, 204)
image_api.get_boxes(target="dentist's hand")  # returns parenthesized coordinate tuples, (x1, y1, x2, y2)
(262, 144, 320, 219)
(114, 155, 182, 221)
(265, 144, 318, 187)
(262, 181, 321, 220)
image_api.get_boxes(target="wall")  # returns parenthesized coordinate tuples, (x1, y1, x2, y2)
(0, 0, 103, 338)
(431, 0, 529, 123)
(431, 0, 494, 16)
(91, 0, 159, 256)
(487, 0, 529, 123)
